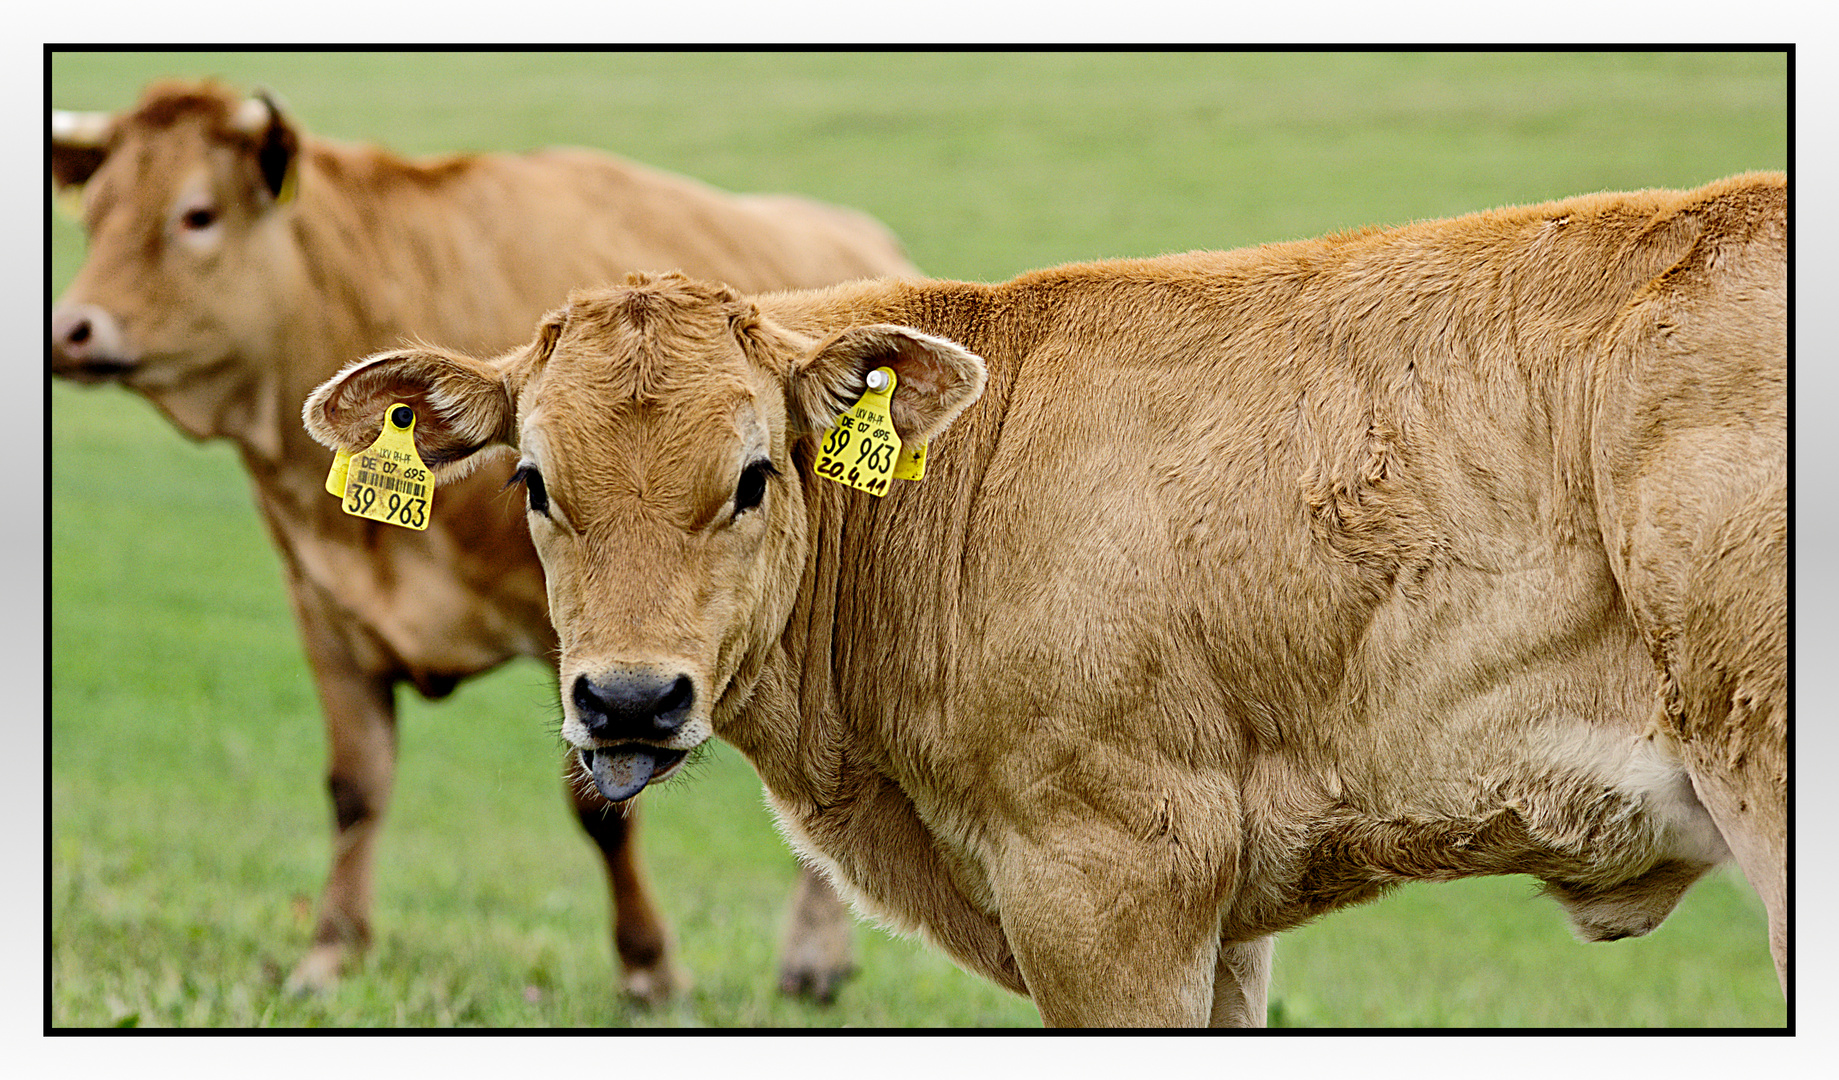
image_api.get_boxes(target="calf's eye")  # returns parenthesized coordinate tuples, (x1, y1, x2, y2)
(734, 459, 774, 516)
(508, 464, 549, 516)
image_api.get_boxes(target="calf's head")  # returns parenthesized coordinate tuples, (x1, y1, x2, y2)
(305, 274, 985, 801)
(51, 81, 302, 394)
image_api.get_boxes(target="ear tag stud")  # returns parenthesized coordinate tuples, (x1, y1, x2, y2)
(335, 402, 433, 530)
(815, 367, 902, 497)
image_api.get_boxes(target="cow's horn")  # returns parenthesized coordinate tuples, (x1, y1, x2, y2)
(50, 110, 111, 146)
(230, 93, 275, 134)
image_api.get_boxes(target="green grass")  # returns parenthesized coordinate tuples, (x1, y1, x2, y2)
(50, 49, 1787, 1029)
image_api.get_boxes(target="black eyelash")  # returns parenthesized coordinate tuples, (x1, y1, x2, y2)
(734, 459, 775, 516)
(507, 464, 549, 515)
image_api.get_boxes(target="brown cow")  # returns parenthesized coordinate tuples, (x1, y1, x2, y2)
(305, 173, 1785, 1026)
(51, 80, 918, 1004)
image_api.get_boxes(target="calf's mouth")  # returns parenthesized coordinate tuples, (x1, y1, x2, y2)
(579, 744, 690, 802)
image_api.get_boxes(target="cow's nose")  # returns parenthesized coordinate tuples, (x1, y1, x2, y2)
(52, 306, 96, 359)
(50, 302, 123, 366)
(571, 671, 694, 742)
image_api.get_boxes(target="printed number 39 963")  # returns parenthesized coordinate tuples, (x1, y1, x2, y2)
(345, 485, 427, 528)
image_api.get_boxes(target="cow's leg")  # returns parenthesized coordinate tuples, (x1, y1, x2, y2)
(1208, 935, 1274, 1028)
(776, 863, 857, 1003)
(283, 589, 398, 994)
(1591, 227, 1785, 993)
(567, 767, 683, 1006)
(1674, 474, 1787, 991)
(994, 839, 1221, 1027)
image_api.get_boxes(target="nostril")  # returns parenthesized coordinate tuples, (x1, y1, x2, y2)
(52, 310, 93, 352)
(571, 674, 607, 726)
(657, 675, 693, 720)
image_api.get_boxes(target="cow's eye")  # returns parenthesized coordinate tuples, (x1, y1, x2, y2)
(507, 464, 549, 516)
(179, 206, 219, 231)
(734, 459, 775, 516)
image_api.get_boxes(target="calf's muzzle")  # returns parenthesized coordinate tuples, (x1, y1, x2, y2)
(569, 670, 696, 804)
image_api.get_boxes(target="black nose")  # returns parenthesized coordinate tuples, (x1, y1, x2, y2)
(571, 671, 693, 742)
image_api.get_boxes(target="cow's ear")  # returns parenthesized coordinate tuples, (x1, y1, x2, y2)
(304, 346, 518, 483)
(51, 110, 113, 210)
(790, 324, 987, 444)
(231, 90, 300, 206)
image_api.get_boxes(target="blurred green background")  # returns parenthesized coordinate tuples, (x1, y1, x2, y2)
(50, 50, 1787, 1028)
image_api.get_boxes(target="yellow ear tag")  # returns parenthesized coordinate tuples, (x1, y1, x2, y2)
(277, 162, 299, 206)
(324, 449, 352, 496)
(815, 367, 901, 497)
(336, 403, 433, 530)
(891, 440, 927, 481)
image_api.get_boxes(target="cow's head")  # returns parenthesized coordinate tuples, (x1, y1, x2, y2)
(305, 273, 986, 801)
(51, 81, 302, 396)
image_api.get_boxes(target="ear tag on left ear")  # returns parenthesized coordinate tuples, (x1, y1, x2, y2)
(336, 402, 433, 530)
(324, 449, 352, 497)
(815, 367, 901, 497)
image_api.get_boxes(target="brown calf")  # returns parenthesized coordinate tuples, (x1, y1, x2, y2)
(308, 174, 1785, 1025)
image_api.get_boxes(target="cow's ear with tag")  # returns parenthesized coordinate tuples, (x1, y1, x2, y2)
(230, 89, 301, 207)
(304, 345, 518, 483)
(791, 324, 987, 444)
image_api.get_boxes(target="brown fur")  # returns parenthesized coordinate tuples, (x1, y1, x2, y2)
(306, 174, 1786, 1025)
(52, 79, 920, 1000)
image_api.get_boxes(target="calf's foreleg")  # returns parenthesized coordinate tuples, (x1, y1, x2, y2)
(1209, 935, 1274, 1027)
(995, 837, 1226, 1027)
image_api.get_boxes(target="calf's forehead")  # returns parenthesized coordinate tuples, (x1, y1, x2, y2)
(519, 289, 779, 458)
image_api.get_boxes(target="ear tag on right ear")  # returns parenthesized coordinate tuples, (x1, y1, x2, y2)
(891, 440, 927, 481)
(815, 367, 901, 497)
(337, 403, 432, 530)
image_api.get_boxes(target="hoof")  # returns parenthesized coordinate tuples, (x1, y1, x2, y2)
(284, 946, 344, 996)
(778, 959, 857, 1005)
(621, 961, 688, 1009)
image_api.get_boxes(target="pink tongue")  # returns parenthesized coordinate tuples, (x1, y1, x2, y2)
(587, 747, 658, 802)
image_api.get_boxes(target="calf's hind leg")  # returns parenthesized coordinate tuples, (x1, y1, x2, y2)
(776, 864, 857, 1003)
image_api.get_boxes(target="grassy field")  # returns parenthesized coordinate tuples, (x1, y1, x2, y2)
(50, 50, 1787, 1029)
